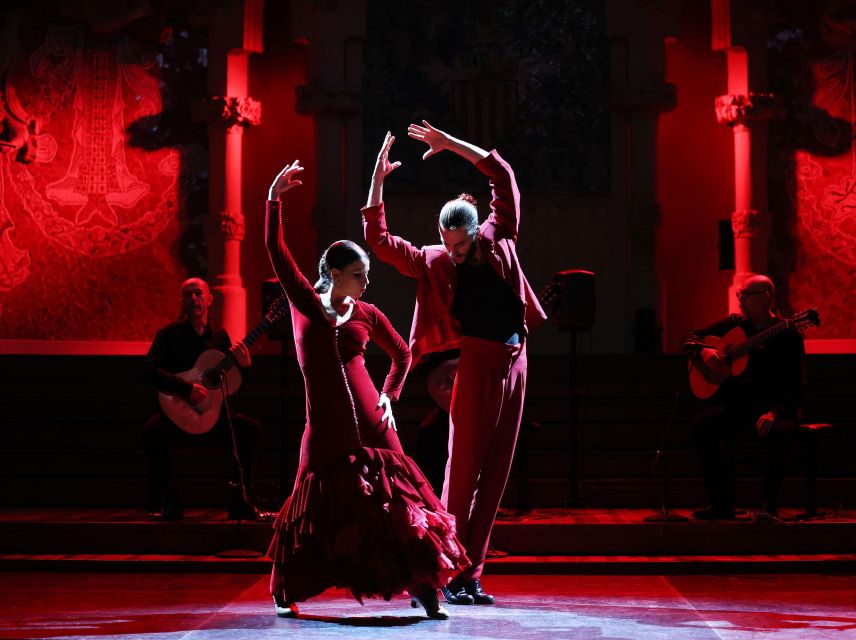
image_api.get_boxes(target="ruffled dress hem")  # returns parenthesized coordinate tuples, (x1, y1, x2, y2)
(268, 446, 470, 604)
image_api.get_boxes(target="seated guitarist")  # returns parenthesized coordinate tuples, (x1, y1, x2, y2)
(142, 278, 262, 521)
(681, 275, 806, 519)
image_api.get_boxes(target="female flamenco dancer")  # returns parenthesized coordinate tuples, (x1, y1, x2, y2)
(264, 159, 469, 620)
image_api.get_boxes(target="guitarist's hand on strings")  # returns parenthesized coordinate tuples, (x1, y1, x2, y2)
(700, 347, 727, 376)
(189, 384, 208, 405)
(230, 341, 251, 368)
(755, 411, 777, 438)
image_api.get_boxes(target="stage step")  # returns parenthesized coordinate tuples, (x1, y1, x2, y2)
(2, 552, 855, 575)
(2, 508, 855, 559)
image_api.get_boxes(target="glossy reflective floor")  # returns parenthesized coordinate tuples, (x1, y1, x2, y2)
(2, 572, 856, 639)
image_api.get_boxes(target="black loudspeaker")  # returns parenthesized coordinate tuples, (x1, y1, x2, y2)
(718, 219, 735, 270)
(261, 278, 292, 341)
(546, 269, 596, 332)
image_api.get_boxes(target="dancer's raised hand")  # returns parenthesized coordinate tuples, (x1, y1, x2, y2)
(269, 160, 304, 201)
(407, 120, 450, 160)
(372, 131, 402, 181)
(367, 132, 401, 207)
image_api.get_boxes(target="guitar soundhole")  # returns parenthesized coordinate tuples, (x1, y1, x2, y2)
(202, 368, 224, 389)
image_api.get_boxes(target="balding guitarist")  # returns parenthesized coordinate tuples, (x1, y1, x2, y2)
(142, 278, 262, 521)
(682, 275, 808, 520)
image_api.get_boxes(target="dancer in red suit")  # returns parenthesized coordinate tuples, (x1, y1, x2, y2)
(265, 160, 468, 621)
(363, 126, 546, 605)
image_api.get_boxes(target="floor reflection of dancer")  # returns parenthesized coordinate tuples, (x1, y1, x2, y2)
(264, 160, 468, 620)
(363, 126, 546, 605)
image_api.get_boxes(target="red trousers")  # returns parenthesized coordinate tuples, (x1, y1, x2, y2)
(441, 336, 527, 580)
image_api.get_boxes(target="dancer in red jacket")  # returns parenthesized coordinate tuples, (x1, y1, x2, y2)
(363, 126, 546, 604)
(265, 160, 468, 620)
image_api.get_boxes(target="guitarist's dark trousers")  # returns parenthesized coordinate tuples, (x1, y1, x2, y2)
(143, 412, 260, 514)
(691, 405, 796, 514)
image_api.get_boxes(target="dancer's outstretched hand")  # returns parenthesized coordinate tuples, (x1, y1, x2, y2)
(269, 160, 304, 201)
(372, 131, 402, 182)
(408, 120, 450, 160)
(377, 393, 397, 431)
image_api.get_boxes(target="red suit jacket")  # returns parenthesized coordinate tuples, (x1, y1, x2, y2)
(362, 150, 547, 366)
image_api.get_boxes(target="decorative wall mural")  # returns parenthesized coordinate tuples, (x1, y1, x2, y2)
(0, 6, 209, 344)
(769, 0, 856, 341)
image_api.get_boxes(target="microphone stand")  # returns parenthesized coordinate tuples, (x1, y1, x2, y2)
(643, 365, 692, 523)
(215, 369, 264, 558)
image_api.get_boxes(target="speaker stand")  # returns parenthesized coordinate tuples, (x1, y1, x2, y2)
(567, 329, 584, 507)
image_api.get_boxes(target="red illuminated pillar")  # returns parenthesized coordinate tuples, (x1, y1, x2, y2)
(715, 93, 778, 312)
(711, 0, 780, 313)
(203, 0, 264, 339)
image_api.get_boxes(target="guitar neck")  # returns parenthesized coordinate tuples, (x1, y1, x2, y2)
(731, 319, 790, 358)
(214, 317, 276, 372)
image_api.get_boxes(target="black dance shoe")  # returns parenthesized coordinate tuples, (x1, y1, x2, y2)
(273, 595, 298, 618)
(462, 579, 495, 605)
(438, 579, 474, 605)
(410, 588, 450, 620)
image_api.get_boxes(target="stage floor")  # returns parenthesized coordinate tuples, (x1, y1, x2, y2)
(2, 572, 856, 639)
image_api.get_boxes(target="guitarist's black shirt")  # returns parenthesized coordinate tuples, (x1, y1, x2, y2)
(682, 314, 806, 419)
(143, 319, 234, 398)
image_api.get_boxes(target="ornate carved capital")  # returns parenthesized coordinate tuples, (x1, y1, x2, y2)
(715, 93, 781, 126)
(610, 82, 677, 113)
(295, 84, 361, 115)
(194, 96, 262, 127)
(219, 210, 246, 241)
(731, 209, 770, 238)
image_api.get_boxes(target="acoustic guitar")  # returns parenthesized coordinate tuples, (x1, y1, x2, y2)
(688, 308, 820, 400)
(159, 295, 289, 434)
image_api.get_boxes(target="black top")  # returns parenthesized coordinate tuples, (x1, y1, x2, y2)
(142, 319, 237, 398)
(452, 260, 524, 344)
(682, 314, 806, 419)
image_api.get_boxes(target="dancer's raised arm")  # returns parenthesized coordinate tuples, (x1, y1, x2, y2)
(409, 121, 519, 238)
(265, 161, 318, 316)
(366, 131, 402, 208)
(362, 134, 426, 277)
(407, 120, 489, 164)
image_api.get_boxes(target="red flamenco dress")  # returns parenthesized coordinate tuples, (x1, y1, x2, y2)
(265, 200, 469, 606)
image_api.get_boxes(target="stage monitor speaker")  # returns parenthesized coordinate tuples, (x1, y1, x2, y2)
(261, 278, 292, 340)
(549, 269, 595, 332)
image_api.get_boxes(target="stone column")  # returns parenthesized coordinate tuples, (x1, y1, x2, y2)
(207, 95, 261, 338)
(715, 93, 779, 312)
(606, 0, 680, 352)
(710, 0, 783, 313)
(611, 82, 677, 352)
(290, 0, 367, 250)
(203, 0, 263, 339)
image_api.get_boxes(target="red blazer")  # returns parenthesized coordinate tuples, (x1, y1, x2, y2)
(362, 149, 546, 366)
